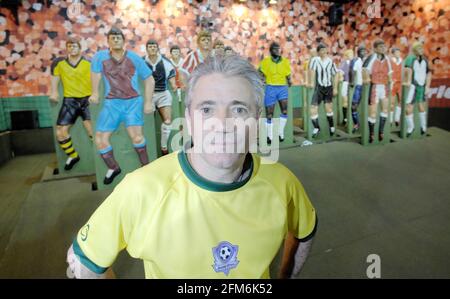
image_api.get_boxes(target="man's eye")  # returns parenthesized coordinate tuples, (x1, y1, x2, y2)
(201, 107, 212, 115)
(232, 106, 248, 116)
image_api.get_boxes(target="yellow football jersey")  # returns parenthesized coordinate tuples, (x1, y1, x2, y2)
(51, 57, 91, 98)
(74, 151, 316, 278)
(259, 57, 291, 86)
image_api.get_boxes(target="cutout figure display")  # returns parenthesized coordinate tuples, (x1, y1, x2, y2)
(143, 40, 177, 156)
(182, 30, 212, 75)
(363, 40, 392, 143)
(213, 39, 225, 57)
(309, 43, 338, 138)
(89, 27, 155, 185)
(258, 42, 292, 144)
(404, 42, 432, 137)
(338, 49, 354, 126)
(390, 47, 403, 127)
(50, 37, 93, 170)
(169, 45, 187, 102)
(349, 46, 366, 133)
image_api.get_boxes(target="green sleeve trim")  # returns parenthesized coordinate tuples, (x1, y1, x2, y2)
(73, 238, 108, 274)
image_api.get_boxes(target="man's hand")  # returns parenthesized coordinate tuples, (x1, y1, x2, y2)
(89, 93, 99, 105)
(67, 244, 110, 279)
(425, 86, 431, 98)
(333, 88, 338, 97)
(144, 101, 154, 114)
(49, 92, 59, 103)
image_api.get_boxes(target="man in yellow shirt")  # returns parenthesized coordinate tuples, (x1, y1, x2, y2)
(67, 55, 316, 279)
(49, 37, 92, 170)
(259, 42, 292, 145)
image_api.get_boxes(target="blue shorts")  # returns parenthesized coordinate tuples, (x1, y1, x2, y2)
(352, 85, 363, 105)
(96, 97, 144, 132)
(264, 85, 289, 107)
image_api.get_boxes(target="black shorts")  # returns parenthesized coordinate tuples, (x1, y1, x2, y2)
(311, 85, 333, 106)
(56, 96, 91, 126)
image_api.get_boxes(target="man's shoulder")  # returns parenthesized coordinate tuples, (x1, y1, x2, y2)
(124, 152, 182, 186)
(92, 50, 110, 61)
(52, 56, 66, 65)
(363, 54, 376, 67)
(354, 57, 362, 64)
(281, 56, 291, 65)
(255, 156, 297, 181)
(51, 56, 66, 70)
(161, 55, 171, 62)
(260, 56, 271, 64)
(94, 49, 109, 55)
(161, 56, 175, 67)
(80, 56, 91, 64)
(404, 54, 416, 67)
(185, 49, 198, 59)
(126, 50, 145, 62)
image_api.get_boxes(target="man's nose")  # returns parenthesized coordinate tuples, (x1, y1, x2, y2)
(215, 109, 234, 132)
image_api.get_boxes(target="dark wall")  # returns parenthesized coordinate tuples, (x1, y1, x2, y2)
(9, 128, 55, 156)
(429, 108, 450, 131)
(0, 131, 13, 166)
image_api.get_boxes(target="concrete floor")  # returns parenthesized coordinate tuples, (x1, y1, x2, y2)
(0, 127, 449, 278)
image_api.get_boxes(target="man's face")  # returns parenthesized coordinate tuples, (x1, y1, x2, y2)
(199, 36, 211, 51)
(225, 49, 233, 56)
(66, 42, 80, 57)
(375, 43, 386, 55)
(171, 49, 181, 60)
(359, 48, 366, 58)
(186, 73, 259, 169)
(108, 34, 124, 50)
(344, 51, 353, 60)
(393, 49, 401, 59)
(270, 46, 280, 57)
(414, 45, 424, 56)
(146, 44, 159, 56)
(318, 47, 328, 57)
(215, 44, 225, 56)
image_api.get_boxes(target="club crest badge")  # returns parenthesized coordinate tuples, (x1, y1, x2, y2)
(80, 224, 89, 241)
(212, 241, 239, 276)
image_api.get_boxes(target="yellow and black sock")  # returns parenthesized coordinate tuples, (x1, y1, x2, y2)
(58, 137, 79, 159)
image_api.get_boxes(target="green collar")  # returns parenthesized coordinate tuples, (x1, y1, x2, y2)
(178, 150, 254, 192)
(271, 56, 282, 63)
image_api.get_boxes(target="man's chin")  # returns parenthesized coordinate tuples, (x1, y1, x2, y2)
(204, 153, 243, 169)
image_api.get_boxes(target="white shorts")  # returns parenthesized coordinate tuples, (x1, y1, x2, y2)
(153, 90, 173, 110)
(369, 84, 387, 105)
(340, 81, 348, 97)
(405, 84, 415, 104)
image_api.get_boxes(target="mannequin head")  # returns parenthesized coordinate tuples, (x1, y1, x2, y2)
(197, 30, 212, 53)
(373, 40, 386, 56)
(317, 43, 328, 58)
(107, 27, 125, 51)
(412, 42, 424, 57)
(170, 45, 181, 61)
(269, 42, 281, 59)
(357, 46, 366, 59)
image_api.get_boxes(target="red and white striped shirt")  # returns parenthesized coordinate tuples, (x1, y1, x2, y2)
(182, 49, 205, 75)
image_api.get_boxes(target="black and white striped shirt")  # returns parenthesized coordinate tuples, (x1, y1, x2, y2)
(309, 57, 337, 87)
